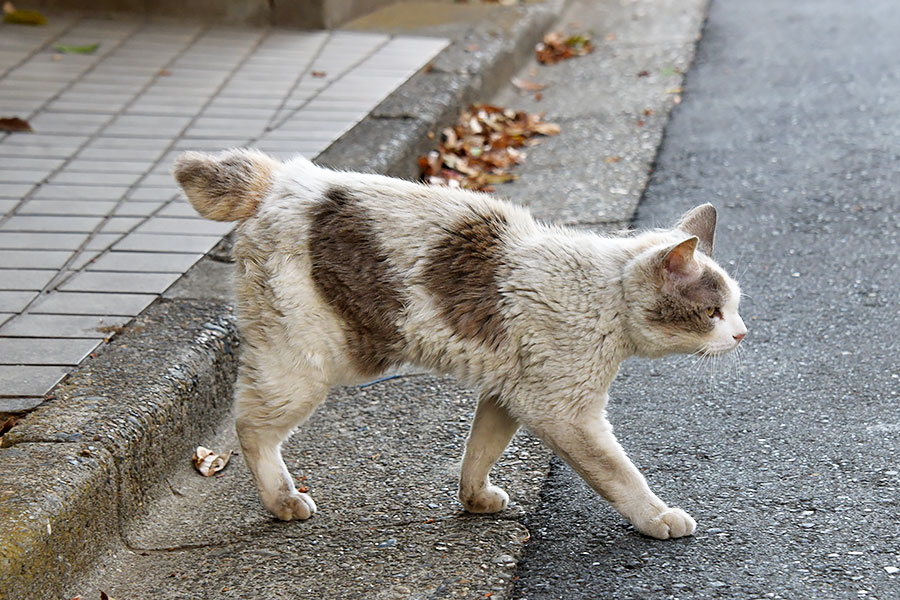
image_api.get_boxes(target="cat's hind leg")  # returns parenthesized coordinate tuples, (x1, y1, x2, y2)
(235, 359, 328, 521)
(458, 393, 520, 513)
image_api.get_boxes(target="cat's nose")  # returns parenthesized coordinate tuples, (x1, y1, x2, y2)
(733, 332, 746, 342)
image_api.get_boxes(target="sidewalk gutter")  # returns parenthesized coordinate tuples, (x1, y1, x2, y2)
(0, 2, 566, 599)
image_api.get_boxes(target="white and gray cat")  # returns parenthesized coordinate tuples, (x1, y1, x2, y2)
(174, 148, 746, 540)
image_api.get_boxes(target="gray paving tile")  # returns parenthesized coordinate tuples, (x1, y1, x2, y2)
(0, 199, 18, 213)
(0, 337, 101, 366)
(0, 183, 35, 198)
(50, 170, 143, 186)
(32, 185, 130, 201)
(0, 232, 88, 250)
(29, 291, 157, 316)
(0, 158, 66, 171)
(65, 159, 154, 174)
(77, 147, 165, 161)
(0, 142, 80, 158)
(104, 114, 192, 137)
(137, 173, 178, 188)
(27, 112, 110, 136)
(0, 169, 49, 185)
(44, 99, 130, 113)
(136, 217, 233, 236)
(100, 217, 143, 233)
(0, 313, 12, 327)
(85, 233, 125, 251)
(0, 314, 130, 338)
(114, 201, 164, 216)
(69, 251, 101, 270)
(0, 250, 73, 269)
(0, 365, 69, 397)
(157, 202, 201, 218)
(86, 251, 202, 273)
(113, 233, 220, 254)
(59, 270, 182, 294)
(0, 290, 38, 312)
(0, 216, 104, 232)
(126, 188, 176, 202)
(0, 269, 56, 291)
(15, 200, 117, 216)
(88, 136, 171, 150)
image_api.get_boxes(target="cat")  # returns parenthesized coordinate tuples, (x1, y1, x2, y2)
(174, 148, 747, 540)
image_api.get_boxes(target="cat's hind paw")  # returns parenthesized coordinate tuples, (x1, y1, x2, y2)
(266, 491, 317, 521)
(635, 507, 696, 539)
(460, 485, 509, 514)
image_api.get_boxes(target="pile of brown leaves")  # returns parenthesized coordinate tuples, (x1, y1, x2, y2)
(419, 104, 560, 191)
(535, 31, 594, 64)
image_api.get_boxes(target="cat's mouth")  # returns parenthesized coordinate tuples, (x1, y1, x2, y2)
(702, 338, 744, 357)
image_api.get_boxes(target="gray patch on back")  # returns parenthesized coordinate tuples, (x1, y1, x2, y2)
(308, 187, 405, 375)
(424, 210, 509, 349)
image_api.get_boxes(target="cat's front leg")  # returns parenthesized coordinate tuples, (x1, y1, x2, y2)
(532, 406, 695, 540)
(458, 393, 520, 513)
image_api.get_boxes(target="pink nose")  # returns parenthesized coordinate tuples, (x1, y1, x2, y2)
(733, 332, 746, 342)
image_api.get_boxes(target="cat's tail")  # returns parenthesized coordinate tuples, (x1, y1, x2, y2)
(173, 148, 280, 221)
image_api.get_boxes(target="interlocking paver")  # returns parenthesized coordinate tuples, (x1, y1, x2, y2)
(86, 251, 202, 273)
(0, 216, 104, 232)
(0, 365, 69, 398)
(0, 337, 100, 366)
(0, 250, 73, 269)
(0, 12, 448, 404)
(0, 270, 57, 291)
(0, 291, 38, 312)
(30, 291, 157, 316)
(113, 233, 221, 254)
(0, 314, 130, 338)
(59, 271, 182, 294)
(0, 232, 88, 250)
(16, 200, 117, 216)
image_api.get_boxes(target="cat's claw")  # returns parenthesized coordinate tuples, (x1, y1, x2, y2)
(267, 491, 317, 521)
(460, 484, 509, 514)
(636, 507, 696, 539)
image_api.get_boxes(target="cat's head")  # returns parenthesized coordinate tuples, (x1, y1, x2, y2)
(622, 204, 747, 358)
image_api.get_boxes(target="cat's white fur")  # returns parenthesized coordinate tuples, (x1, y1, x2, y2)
(174, 149, 747, 540)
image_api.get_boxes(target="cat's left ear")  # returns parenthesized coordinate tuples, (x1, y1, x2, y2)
(676, 203, 716, 255)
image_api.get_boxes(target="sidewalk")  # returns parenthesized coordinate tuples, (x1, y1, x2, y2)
(0, 2, 565, 599)
(0, 15, 448, 413)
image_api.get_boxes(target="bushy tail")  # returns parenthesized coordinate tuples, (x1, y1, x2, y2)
(173, 148, 280, 221)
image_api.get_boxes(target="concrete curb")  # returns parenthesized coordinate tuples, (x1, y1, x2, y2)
(0, 2, 566, 598)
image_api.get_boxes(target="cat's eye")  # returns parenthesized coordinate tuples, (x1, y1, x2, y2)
(706, 307, 722, 319)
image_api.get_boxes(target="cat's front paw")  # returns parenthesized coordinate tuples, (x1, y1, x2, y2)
(460, 485, 509, 514)
(635, 507, 696, 539)
(265, 491, 317, 521)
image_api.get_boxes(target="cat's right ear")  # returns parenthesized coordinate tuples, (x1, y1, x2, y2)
(660, 237, 701, 291)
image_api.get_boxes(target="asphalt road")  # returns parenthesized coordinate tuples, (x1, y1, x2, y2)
(511, 0, 900, 598)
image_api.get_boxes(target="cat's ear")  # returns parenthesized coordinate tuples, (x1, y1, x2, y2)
(676, 203, 716, 255)
(660, 237, 701, 289)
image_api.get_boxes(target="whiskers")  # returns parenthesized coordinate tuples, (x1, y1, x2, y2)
(682, 343, 746, 391)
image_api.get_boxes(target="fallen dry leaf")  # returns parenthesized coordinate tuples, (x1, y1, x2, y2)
(536, 31, 594, 65)
(192, 446, 233, 477)
(0, 117, 32, 132)
(311, 70, 326, 78)
(512, 77, 547, 92)
(419, 103, 559, 191)
(100, 592, 116, 600)
(604, 156, 622, 163)
(3, 1, 46, 25)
